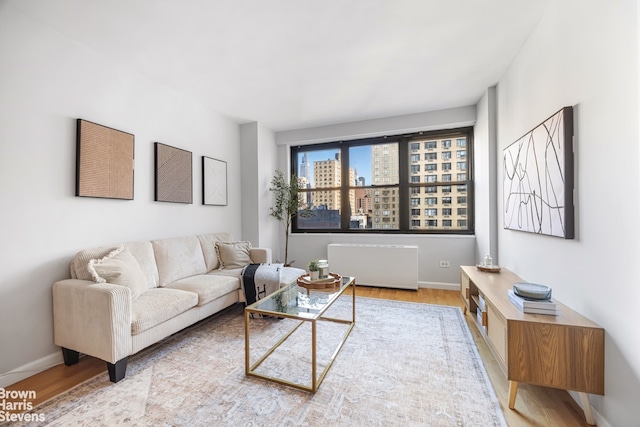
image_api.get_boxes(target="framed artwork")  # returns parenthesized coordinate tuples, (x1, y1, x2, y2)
(76, 119, 134, 200)
(154, 142, 192, 204)
(202, 156, 227, 206)
(503, 106, 574, 239)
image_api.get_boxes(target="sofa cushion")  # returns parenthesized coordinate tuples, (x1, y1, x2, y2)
(152, 236, 207, 287)
(215, 241, 253, 269)
(123, 241, 159, 289)
(71, 246, 118, 281)
(165, 274, 239, 306)
(198, 233, 240, 271)
(71, 241, 159, 289)
(131, 288, 198, 335)
(87, 246, 148, 301)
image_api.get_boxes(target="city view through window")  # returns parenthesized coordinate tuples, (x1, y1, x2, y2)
(292, 128, 473, 233)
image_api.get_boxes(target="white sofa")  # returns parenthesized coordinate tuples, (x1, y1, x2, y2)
(52, 232, 304, 382)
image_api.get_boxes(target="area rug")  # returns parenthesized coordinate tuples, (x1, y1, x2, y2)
(9, 297, 507, 426)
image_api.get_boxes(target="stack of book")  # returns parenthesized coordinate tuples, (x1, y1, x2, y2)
(507, 289, 559, 316)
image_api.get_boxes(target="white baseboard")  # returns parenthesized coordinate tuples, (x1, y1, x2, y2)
(0, 351, 63, 388)
(419, 281, 459, 291)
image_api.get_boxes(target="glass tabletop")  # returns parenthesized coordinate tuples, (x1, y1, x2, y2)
(246, 276, 354, 319)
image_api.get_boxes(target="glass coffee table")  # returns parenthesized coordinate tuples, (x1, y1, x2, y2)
(244, 276, 355, 392)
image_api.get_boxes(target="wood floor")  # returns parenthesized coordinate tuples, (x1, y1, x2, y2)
(6, 287, 592, 426)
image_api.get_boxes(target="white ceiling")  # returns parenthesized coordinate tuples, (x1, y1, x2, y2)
(8, 0, 550, 131)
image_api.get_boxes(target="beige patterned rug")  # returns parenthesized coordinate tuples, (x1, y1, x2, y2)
(10, 297, 507, 426)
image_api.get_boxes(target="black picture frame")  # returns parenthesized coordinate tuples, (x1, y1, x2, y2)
(202, 156, 227, 206)
(502, 106, 574, 239)
(76, 119, 134, 200)
(154, 142, 193, 204)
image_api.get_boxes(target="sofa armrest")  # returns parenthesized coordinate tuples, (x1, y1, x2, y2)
(52, 279, 132, 363)
(250, 247, 272, 264)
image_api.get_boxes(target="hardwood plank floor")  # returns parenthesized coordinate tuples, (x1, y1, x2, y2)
(5, 287, 591, 426)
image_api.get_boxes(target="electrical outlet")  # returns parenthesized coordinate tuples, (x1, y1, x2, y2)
(439, 260, 450, 268)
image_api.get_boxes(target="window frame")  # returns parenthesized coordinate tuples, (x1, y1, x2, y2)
(290, 127, 474, 234)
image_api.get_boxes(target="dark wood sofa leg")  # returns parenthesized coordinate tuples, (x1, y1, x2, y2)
(61, 347, 80, 366)
(107, 358, 128, 383)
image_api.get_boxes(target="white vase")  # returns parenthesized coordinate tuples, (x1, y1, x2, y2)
(309, 271, 319, 280)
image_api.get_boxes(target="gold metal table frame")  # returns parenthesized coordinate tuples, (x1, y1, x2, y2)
(244, 276, 355, 393)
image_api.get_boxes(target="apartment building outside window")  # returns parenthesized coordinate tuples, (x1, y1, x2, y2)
(291, 127, 473, 234)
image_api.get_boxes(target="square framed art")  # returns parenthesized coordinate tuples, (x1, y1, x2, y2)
(202, 156, 227, 206)
(154, 142, 193, 204)
(76, 119, 134, 200)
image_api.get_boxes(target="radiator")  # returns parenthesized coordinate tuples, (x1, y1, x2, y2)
(327, 243, 419, 290)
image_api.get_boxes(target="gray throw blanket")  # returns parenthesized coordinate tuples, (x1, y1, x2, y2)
(241, 263, 283, 306)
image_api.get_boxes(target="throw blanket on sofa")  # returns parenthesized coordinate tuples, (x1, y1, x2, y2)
(241, 263, 283, 306)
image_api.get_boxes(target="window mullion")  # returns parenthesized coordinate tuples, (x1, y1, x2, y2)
(398, 138, 409, 231)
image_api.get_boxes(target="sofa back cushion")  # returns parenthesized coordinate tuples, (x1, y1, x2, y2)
(197, 232, 234, 271)
(152, 236, 207, 287)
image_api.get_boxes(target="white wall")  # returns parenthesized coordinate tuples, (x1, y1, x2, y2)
(276, 107, 478, 286)
(0, 5, 243, 384)
(495, 0, 639, 425)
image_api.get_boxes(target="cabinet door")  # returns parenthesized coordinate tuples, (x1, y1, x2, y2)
(487, 303, 508, 377)
(460, 272, 470, 311)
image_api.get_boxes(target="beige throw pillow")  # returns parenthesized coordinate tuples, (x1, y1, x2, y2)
(215, 241, 253, 270)
(87, 246, 148, 300)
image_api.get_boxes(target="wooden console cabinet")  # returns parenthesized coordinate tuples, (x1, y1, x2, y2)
(460, 266, 604, 425)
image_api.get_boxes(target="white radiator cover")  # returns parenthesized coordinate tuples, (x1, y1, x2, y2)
(327, 243, 419, 290)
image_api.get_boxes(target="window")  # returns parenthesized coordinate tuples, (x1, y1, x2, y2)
(291, 127, 473, 234)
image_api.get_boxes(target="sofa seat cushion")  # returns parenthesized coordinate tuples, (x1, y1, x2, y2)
(164, 274, 239, 306)
(131, 288, 198, 335)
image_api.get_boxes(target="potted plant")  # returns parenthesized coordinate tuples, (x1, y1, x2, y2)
(308, 259, 319, 280)
(269, 170, 312, 266)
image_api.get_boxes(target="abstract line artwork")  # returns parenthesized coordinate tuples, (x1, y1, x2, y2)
(154, 143, 192, 204)
(503, 106, 574, 239)
(202, 156, 227, 206)
(76, 119, 134, 200)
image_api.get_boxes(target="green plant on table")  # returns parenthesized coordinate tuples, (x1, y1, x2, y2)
(308, 259, 319, 272)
